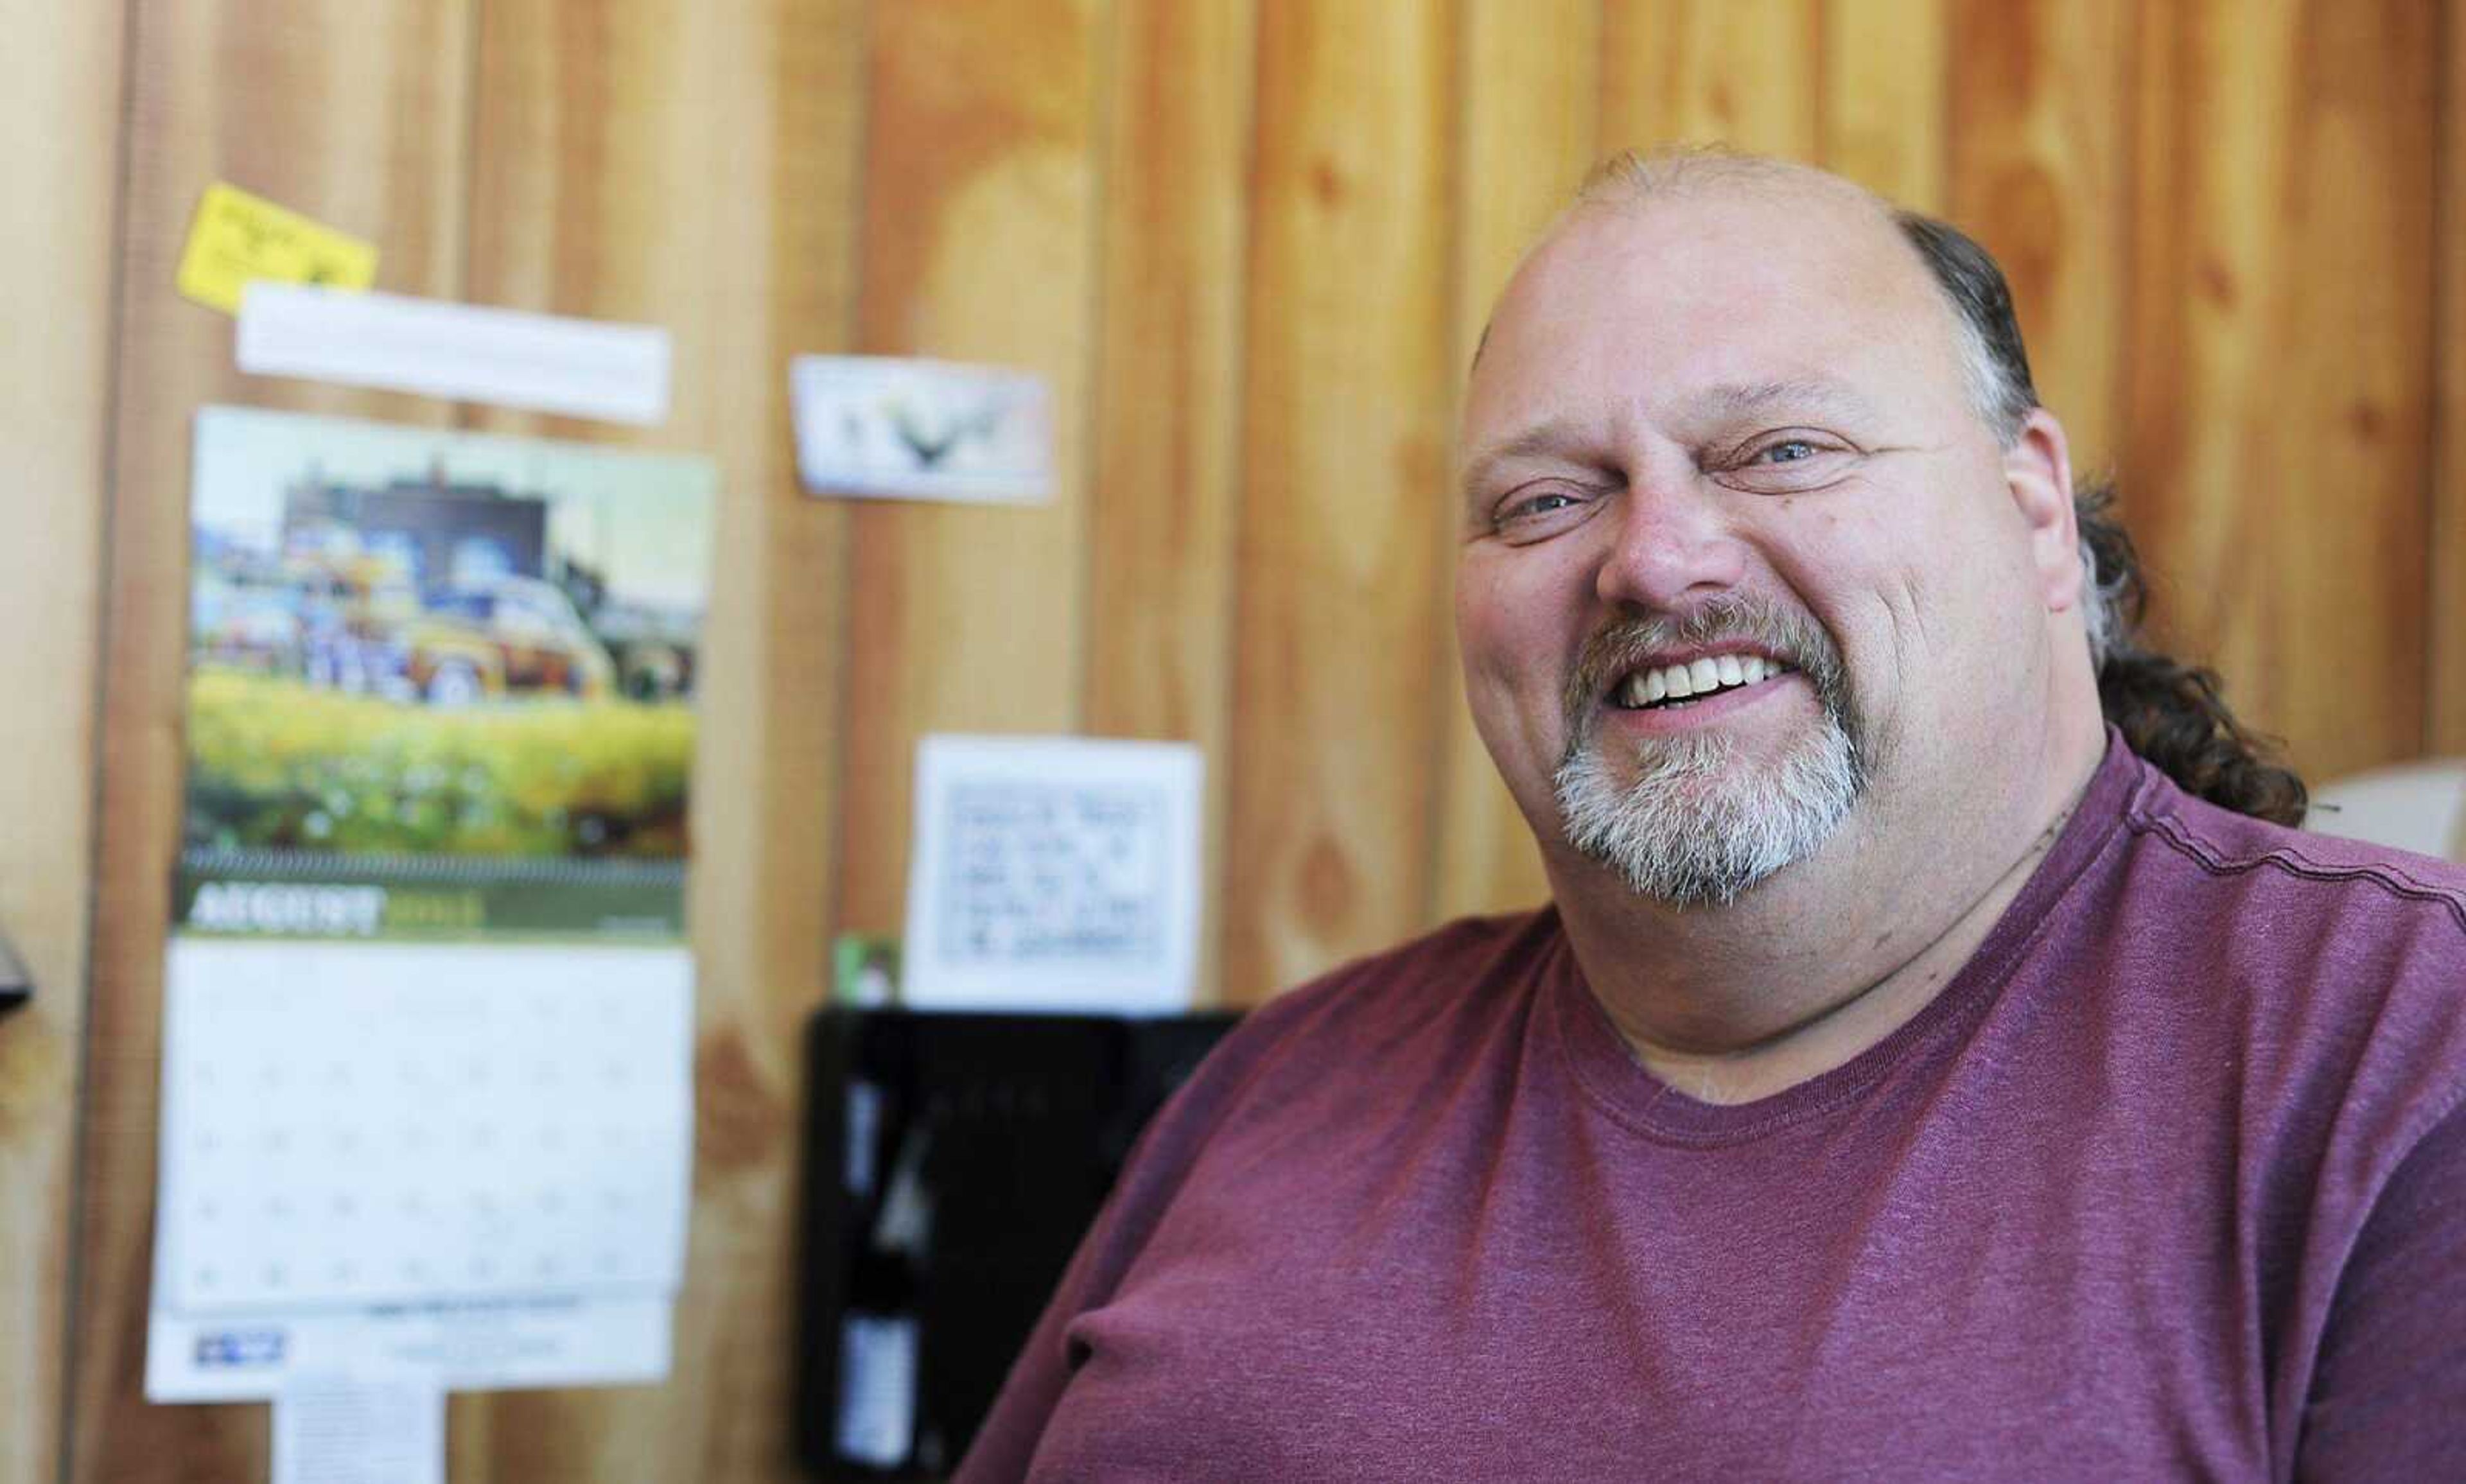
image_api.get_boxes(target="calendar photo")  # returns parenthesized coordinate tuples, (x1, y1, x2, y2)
(179, 407, 716, 939)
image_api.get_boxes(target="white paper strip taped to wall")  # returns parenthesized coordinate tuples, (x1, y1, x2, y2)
(273, 1375, 443, 1484)
(237, 284, 672, 426)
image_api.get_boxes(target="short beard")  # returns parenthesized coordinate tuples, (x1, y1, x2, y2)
(1552, 597, 1865, 908)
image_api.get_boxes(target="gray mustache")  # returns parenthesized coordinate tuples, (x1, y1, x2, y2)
(1561, 595, 1851, 739)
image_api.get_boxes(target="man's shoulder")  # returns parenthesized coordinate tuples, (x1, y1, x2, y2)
(2099, 751, 2466, 1149)
(2113, 752, 2466, 948)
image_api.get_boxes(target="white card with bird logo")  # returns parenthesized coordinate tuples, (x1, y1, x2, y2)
(790, 355, 1053, 504)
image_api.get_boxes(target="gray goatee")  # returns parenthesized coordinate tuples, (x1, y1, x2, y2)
(1552, 595, 1865, 907)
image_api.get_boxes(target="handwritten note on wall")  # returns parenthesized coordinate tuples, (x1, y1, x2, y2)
(902, 736, 1202, 1015)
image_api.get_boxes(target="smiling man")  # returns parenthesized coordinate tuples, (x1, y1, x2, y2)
(957, 151, 2466, 1481)
(1451, 155, 2115, 1105)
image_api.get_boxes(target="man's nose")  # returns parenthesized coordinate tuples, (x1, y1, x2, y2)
(1593, 466, 1748, 613)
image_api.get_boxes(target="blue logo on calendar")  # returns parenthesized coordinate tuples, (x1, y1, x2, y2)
(195, 1327, 286, 1368)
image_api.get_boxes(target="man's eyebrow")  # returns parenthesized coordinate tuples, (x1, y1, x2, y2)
(1695, 378, 1881, 422)
(1458, 417, 1593, 504)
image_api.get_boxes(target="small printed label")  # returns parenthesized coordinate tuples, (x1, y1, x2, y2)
(177, 182, 377, 316)
(195, 1327, 288, 1368)
(185, 882, 387, 937)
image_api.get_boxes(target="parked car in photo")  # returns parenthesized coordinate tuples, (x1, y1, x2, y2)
(403, 575, 618, 704)
(191, 572, 306, 674)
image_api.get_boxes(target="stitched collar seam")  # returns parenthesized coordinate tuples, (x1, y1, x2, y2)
(2121, 804, 2466, 937)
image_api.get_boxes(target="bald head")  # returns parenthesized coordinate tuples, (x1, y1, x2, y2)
(1480, 148, 2043, 456)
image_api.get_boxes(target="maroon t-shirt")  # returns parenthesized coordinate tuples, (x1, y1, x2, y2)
(959, 740, 2466, 1481)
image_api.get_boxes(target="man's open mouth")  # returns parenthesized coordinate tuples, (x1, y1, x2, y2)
(1609, 654, 1796, 711)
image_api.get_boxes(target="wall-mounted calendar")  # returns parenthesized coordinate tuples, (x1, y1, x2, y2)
(146, 408, 715, 1402)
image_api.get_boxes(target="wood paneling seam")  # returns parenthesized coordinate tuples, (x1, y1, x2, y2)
(2429, 0, 2461, 753)
(56, 1, 147, 1475)
(1078, 0, 1123, 753)
(824, 0, 880, 958)
(1219, 0, 1279, 999)
(1419, 0, 1475, 928)
(1212, 0, 1266, 997)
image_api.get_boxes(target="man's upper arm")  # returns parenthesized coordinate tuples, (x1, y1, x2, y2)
(2297, 1095, 2466, 1480)
(950, 983, 1329, 1481)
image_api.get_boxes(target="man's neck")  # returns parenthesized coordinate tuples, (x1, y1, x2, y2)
(1547, 720, 2108, 1106)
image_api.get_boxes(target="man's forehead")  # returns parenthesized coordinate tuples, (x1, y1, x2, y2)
(1501, 182, 1928, 342)
(1464, 182, 1959, 439)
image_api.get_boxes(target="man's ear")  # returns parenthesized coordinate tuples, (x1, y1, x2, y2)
(2003, 408, 2083, 614)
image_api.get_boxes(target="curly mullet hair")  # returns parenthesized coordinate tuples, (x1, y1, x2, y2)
(1890, 211, 2308, 826)
(2065, 480, 2310, 825)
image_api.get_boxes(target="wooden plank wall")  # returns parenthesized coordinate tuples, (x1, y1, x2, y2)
(2123, 0, 2441, 783)
(0, 4, 121, 1482)
(4, 1, 2456, 1480)
(1226, 0, 1455, 997)
(1083, 0, 1256, 1000)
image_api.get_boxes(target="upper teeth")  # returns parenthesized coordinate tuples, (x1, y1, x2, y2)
(1618, 654, 1786, 708)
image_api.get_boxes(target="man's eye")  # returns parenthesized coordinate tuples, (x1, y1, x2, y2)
(1718, 432, 1857, 493)
(1486, 485, 1593, 539)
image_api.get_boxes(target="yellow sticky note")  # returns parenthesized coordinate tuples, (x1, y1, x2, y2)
(176, 182, 377, 315)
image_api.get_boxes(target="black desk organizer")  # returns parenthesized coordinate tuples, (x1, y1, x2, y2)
(0, 932, 29, 1013)
(795, 1006, 1241, 1479)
